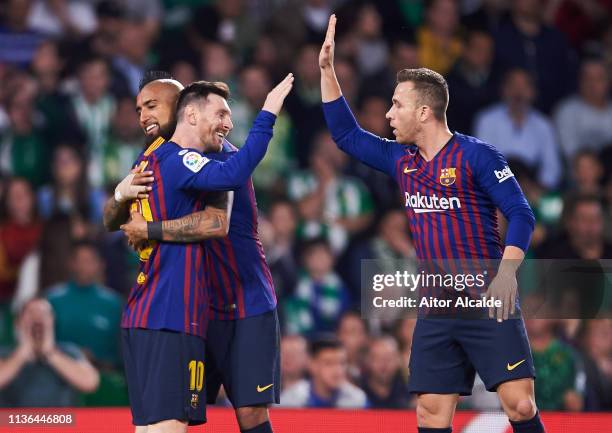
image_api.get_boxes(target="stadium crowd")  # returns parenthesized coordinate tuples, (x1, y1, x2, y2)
(0, 0, 611, 412)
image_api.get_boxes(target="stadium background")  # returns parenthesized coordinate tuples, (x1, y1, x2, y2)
(0, 0, 611, 431)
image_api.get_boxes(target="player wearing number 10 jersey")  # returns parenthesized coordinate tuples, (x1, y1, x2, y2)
(319, 14, 545, 433)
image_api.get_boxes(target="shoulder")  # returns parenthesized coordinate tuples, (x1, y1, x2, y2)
(338, 382, 368, 408)
(555, 96, 582, 115)
(476, 103, 505, 122)
(46, 283, 70, 300)
(93, 285, 123, 306)
(162, 145, 211, 174)
(279, 380, 310, 406)
(528, 110, 555, 132)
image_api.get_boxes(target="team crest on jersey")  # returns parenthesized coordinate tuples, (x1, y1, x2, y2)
(439, 167, 456, 186)
(137, 272, 146, 284)
(191, 393, 199, 409)
(182, 151, 209, 173)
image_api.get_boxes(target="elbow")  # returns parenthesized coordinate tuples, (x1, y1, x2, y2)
(77, 365, 100, 393)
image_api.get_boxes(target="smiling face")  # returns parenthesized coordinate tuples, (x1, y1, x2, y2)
(136, 81, 181, 144)
(193, 94, 233, 152)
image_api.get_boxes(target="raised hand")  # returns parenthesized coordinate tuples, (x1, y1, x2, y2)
(262, 73, 294, 116)
(319, 14, 337, 70)
(114, 168, 154, 203)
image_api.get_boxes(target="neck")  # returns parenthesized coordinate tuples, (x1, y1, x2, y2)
(513, 14, 540, 37)
(170, 125, 205, 153)
(508, 105, 527, 125)
(415, 123, 453, 161)
(312, 379, 334, 400)
(584, 95, 608, 109)
(367, 375, 392, 397)
(529, 333, 553, 351)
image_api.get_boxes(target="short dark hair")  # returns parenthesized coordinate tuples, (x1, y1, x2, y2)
(309, 338, 343, 357)
(396, 68, 448, 121)
(562, 193, 603, 222)
(175, 80, 230, 120)
(139, 70, 174, 91)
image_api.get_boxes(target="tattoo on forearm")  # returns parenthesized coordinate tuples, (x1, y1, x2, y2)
(103, 197, 130, 231)
(161, 210, 226, 242)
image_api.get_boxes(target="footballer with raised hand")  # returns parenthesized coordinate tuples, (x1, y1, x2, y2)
(319, 14, 545, 433)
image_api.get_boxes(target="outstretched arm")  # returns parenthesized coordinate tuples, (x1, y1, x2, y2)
(319, 15, 404, 177)
(121, 191, 234, 244)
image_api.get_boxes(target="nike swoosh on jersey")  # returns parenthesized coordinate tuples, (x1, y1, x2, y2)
(404, 167, 418, 174)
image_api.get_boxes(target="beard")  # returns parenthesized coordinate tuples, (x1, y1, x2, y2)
(143, 117, 177, 145)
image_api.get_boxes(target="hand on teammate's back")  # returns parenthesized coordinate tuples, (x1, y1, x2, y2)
(120, 212, 149, 250)
(319, 14, 336, 70)
(262, 73, 294, 116)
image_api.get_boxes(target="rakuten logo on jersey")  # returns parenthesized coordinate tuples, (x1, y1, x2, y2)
(404, 192, 462, 214)
(494, 166, 514, 183)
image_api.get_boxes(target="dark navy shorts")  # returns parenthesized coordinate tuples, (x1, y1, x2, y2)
(408, 317, 535, 395)
(121, 328, 207, 426)
(206, 308, 281, 408)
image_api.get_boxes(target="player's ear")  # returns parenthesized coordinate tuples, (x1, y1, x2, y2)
(186, 104, 197, 126)
(418, 105, 429, 122)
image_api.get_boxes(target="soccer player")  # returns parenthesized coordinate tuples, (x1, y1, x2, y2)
(319, 15, 545, 433)
(104, 76, 293, 433)
(121, 94, 283, 433)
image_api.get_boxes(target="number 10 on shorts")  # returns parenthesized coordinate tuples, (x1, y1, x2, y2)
(188, 360, 204, 391)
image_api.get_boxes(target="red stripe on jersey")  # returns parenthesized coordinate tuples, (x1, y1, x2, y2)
(210, 241, 235, 317)
(184, 244, 192, 332)
(448, 143, 466, 258)
(152, 154, 168, 220)
(428, 155, 443, 259)
(437, 144, 455, 259)
(455, 151, 479, 258)
(140, 250, 160, 327)
(222, 236, 245, 318)
(464, 159, 491, 258)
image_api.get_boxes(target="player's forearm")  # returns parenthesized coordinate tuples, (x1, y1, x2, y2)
(193, 111, 275, 190)
(497, 246, 526, 276)
(46, 350, 99, 393)
(103, 196, 130, 231)
(157, 208, 230, 242)
(320, 66, 342, 103)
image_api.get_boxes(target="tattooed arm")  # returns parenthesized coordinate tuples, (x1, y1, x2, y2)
(121, 191, 234, 244)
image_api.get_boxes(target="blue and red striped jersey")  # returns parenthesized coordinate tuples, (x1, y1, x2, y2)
(203, 140, 277, 320)
(322, 97, 535, 261)
(122, 111, 277, 335)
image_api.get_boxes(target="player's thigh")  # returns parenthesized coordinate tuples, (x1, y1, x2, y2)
(416, 393, 459, 428)
(408, 318, 475, 396)
(497, 378, 537, 421)
(204, 319, 233, 404)
(124, 328, 207, 426)
(456, 317, 535, 392)
(146, 419, 188, 433)
(227, 309, 281, 408)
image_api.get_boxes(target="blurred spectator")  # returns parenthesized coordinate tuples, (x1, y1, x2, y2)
(336, 311, 368, 383)
(200, 42, 238, 89)
(86, 0, 124, 59)
(102, 97, 142, 188)
(0, 178, 41, 304)
(360, 336, 411, 409)
(285, 44, 326, 167)
(190, 0, 260, 60)
(577, 319, 612, 411)
(27, 0, 97, 37)
(231, 65, 294, 194)
(46, 241, 122, 368)
(417, 0, 463, 76)
(280, 334, 309, 392)
(0, 83, 52, 188)
(169, 60, 197, 88)
(570, 150, 604, 195)
(288, 131, 373, 255)
(0, 0, 45, 66)
(265, 200, 299, 300)
(394, 317, 416, 376)
(351, 4, 389, 77)
(270, 0, 332, 48)
(38, 144, 105, 223)
(0, 298, 99, 406)
(111, 18, 152, 96)
(446, 30, 498, 135)
(474, 68, 562, 190)
(284, 238, 350, 335)
(554, 59, 612, 159)
(344, 209, 415, 297)
(493, 0, 575, 113)
(526, 319, 585, 411)
(550, 0, 612, 50)
(280, 338, 368, 408)
(463, 0, 509, 33)
(334, 57, 360, 107)
(537, 194, 612, 259)
(69, 56, 115, 188)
